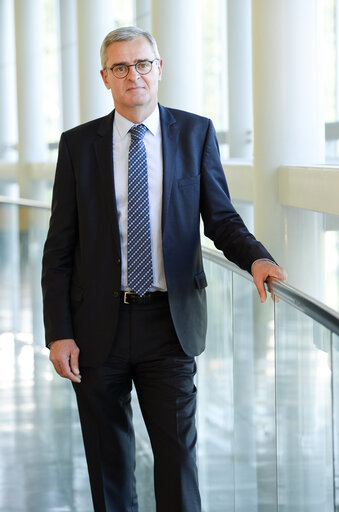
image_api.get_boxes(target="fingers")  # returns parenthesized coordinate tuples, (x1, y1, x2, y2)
(252, 260, 287, 303)
(266, 277, 279, 302)
(255, 279, 267, 303)
(252, 265, 269, 302)
(266, 267, 287, 302)
(49, 339, 81, 383)
(268, 266, 288, 282)
(70, 348, 81, 378)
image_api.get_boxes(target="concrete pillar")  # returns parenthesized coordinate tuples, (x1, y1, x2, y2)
(227, 0, 252, 159)
(151, 0, 203, 114)
(136, 0, 151, 33)
(59, 0, 80, 131)
(0, 0, 17, 161)
(14, 0, 48, 192)
(77, 0, 114, 123)
(252, 0, 324, 299)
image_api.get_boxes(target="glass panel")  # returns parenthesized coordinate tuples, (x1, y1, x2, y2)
(198, 258, 234, 511)
(0, 202, 93, 511)
(275, 302, 334, 511)
(19, 206, 51, 346)
(233, 273, 277, 512)
(333, 333, 339, 511)
(0, 204, 50, 344)
(281, 206, 339, 314)
(0, 203, 20, 334)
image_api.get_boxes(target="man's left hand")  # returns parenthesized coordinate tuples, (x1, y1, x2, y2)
(251, 260, 287, 303)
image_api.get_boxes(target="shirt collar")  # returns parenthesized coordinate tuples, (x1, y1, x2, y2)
(114, 105, 160, 139)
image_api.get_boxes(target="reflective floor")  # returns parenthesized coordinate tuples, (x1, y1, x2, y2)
(0, 334, 156, 512)
(0, 334, 92, 512)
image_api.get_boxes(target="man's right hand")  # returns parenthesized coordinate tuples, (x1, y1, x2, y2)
(49, 339, 81, 383)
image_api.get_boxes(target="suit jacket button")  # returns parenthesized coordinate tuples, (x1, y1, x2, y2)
(116, 258, 121, 265)
(113, 291, 119, 298)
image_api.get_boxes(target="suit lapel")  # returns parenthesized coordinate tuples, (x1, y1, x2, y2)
(93, 106, 178, 252)
(159, 105, 179, 232)
(94, 111, 121, 253)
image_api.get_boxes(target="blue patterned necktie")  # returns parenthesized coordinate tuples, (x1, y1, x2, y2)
(127, 124, 153, 296)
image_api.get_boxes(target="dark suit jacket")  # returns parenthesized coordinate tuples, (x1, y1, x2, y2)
(41, 104, 274, 366)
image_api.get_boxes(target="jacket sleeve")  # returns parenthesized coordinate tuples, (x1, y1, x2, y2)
(41, 133, 78, 345)
(200, 119, 275, 273)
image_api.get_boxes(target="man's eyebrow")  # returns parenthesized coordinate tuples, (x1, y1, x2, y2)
(109, 58, 153, 67)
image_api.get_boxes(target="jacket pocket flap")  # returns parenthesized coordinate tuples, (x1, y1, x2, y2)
(194, 271, 208, 290)
(178, 175, 200, 188)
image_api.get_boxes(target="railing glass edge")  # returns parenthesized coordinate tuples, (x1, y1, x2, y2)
(202, 246, 339, 336)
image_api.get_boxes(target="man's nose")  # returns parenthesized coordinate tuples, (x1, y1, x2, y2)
(128, 65, 141, 79)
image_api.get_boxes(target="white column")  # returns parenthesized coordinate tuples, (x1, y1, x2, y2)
(14, 0, 48, 182)
(77, 0, 114, 123)
(252, 0, 324, 298)
(151, 0, 203, 114)
(0, 2, 19, 334)
(0, 0, 17, 161)
(59, 0, 80, 131)
(136, 0, 151, 33)
(227, 0, 252, 159)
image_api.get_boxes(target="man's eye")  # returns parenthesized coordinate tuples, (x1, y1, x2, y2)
(115, 66, 126, 73)
(138, 62, 148, 68)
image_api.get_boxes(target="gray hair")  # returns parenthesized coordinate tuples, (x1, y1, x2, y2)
(100, 26, 161, 68)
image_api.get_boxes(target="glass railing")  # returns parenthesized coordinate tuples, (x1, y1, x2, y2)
(0, 196, 50, 346)
(200, 246, 339, 512)
(0, 198, 338, 511)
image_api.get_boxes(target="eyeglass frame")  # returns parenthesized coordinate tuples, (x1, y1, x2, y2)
(103, 58, 159, 79)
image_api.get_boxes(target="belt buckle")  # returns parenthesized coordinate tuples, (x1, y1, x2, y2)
(123, 291, 133, 304)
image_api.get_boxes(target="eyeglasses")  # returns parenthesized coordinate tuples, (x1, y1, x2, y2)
(103, 59, 159, 79)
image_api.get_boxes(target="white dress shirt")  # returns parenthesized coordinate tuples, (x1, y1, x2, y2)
(113, 106, 167, 291)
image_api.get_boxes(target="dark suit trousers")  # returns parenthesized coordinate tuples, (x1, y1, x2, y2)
(73, 297, 201, 512)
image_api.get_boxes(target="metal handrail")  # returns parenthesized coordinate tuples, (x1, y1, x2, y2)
(0, 195, 50, 209)
(202, 246, 339, 336)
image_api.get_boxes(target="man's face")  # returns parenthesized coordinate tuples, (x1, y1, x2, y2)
(100, 36, 163, 119)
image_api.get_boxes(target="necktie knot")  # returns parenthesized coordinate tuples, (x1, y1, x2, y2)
(130, 124, 147, 142)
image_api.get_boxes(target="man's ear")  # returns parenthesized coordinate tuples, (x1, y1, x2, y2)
(100, 69, 110, 90)
(158, 59, 163, 81)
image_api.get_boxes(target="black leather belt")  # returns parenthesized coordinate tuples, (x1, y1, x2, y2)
(120, 291, 168, 305)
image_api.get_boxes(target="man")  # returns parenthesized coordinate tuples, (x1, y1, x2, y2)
(42, 26, 286, 512)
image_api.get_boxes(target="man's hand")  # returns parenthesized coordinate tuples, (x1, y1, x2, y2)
(251, 260, 287, 303)
(49, 339, 81, 383)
